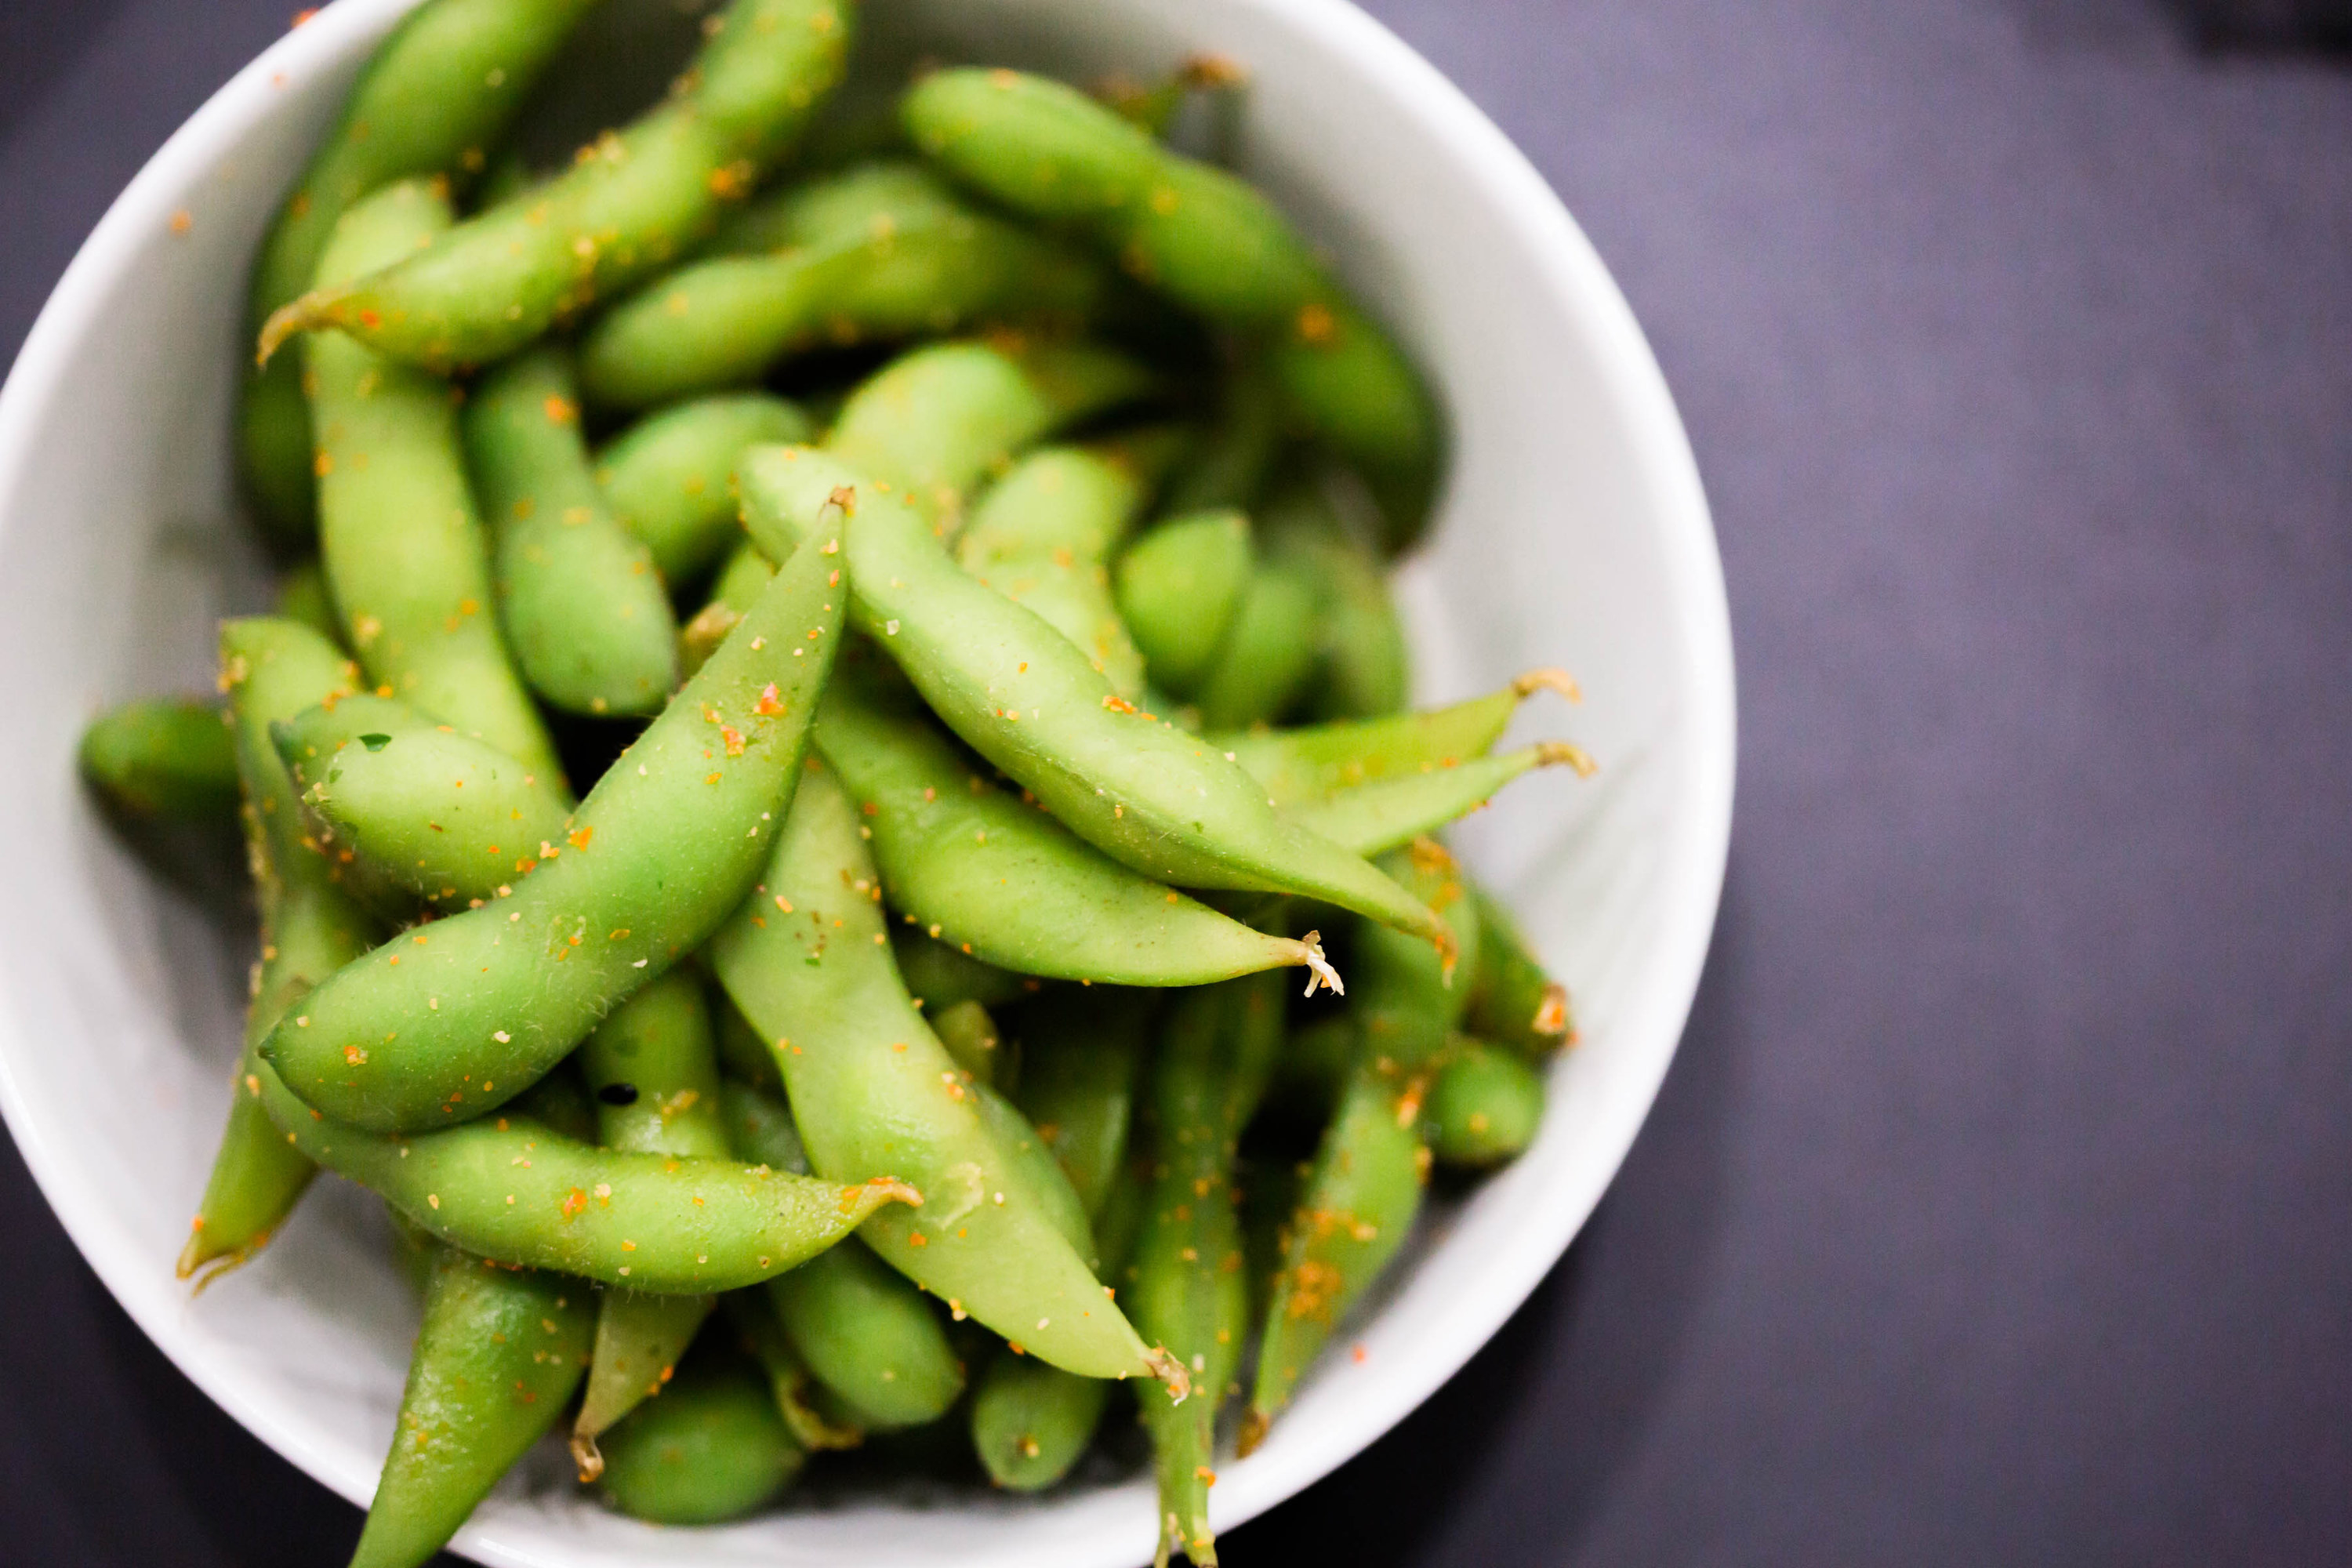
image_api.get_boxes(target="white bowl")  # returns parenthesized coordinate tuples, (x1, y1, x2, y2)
(0, 0, 1733, 1562)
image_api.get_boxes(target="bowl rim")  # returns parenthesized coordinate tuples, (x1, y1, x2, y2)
(0, 0, 1735, 1559)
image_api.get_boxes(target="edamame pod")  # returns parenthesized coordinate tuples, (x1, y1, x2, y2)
(722, 1288, 864, 1450)
(823, 340, 1155, 531)
(902, 69, 1439, 550)
(814, 662, 1335, 989)
(78, 698, 238, 823)
(596, 1347, 806, 1524)
(1012, 989, 1149, 1218)
(742, 448, 1450, 956)
(251, 1057, 910, 1290)
(1114, 509, 1252, 698)
(239, 0, 599, 547)
(1189, 560, 1323, 731)
(260, 0, 858, 372)
(275, 692, 573, 913)
(263, 528, 844, 1131)
(968, 1349, 1109, 1494)
(1425, 1038, 1545, 1167)
(179, 619, 374, 1286)
(572, 972, 731, 1478)
(1243, 841, 1480, 1448)
(595, 394, 813, 585)
(678, 538, 779, 677)
(701, 159, 951, 259)
(464, 344, 677, 716)
(1290, 742, 1593, 860)
(347, 1243, 594, 1568)
(1215, 669, 1577, 806)
(1465, 884, 1575, 1054)
(276, 560, 346, 649)
(720, 1076, 967, 1428)
(305, 180, 563, 782)
(707, 759, 1185, 1392)
(932, 999, 1006, 1086)
(578, 185, 1107, 408)
(893, 930, 1030, 1012)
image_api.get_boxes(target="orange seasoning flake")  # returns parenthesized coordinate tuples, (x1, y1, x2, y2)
(754, 682, 786, 716)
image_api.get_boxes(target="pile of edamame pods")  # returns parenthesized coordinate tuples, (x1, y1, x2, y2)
(76, 2, 1594, 1563)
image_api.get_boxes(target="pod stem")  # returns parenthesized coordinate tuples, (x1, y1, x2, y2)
(1534, 739, 1598, 777)
(256, 289, 346, 367)
(1143, 1344, 1193, 1403)
(569, 1430, 604, 1484)
(1513, 666, 1581, 702)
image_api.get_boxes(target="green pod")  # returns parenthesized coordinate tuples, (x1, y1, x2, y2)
(78, 698, 238, 822)
(577, 192, 1107, 409)
(678, 538, 779, 678)
(275, 692, 573, 913)
(596, 1347, 805, 1524)
(261, 528, 843, 1131)
(386, 1204, 441, 1301)
(1244, 843, 1479, 1448)
(707, 759, 1184, 1391)
(595, 394, 814, 585)
(1162, 361, 1281, 515)
(1113, 509, 1251, 698)
(969, 1350, 1110, 1494)
(348, 1244, 594, 1568)
(931, 999, 1005, 1086)
(276, 560, 346, 649)
(1258, 477, 1410, 721)
(814, 662, 1328, 989)
(259, 0, 856, 372)
(956, 440, 1174, 700)
(741, 448, 1450, 956)
(902, 68, 1439, 550)
(1214, 670, 1576, 806)
(823, 340, 1155, 531)
(719, 1077, 966, 1428)
(464, 343, 678, 716)
(572, 972, 731, 1471)
(701, 159, 953, 258)
(722, 1289, 865, 1450)
(976, 1081, 1094, 1262)
(1013, 989, 1150, 1218)
(1465, 883, 1574, 1054)
(250, 1051, 908, 1290)
(1426, 1038, 1545, 1167)
(179, 620, 376, 1287)
(767, 1237, 966, 1428)
(1290, 742, 1591, 861)
(238, 0, 599, 549)
(893, 930, 1029, 1012)
(1190, 560, 1324, 731)
(305, 180, 563, 782)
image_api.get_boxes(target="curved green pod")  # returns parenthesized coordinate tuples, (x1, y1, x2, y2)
(238, 0, 600, 550)
(572, 972, 731, 1475)
(577, 191, 1107, 409)
(1290, 742, 1592, 861)
(1114, 508, 1252, 699)
(464, 344, 677, 716)
(1191, 560, 1324, 731)
(1214, 670, 1576, 807)
(902, 68, 1439, 551)
(595, 394, 813, 586)
(1426, 1038, 1545, 1167)
(260, 0, 857, 373)
(262, 528, 844, 1131)
(1464, 884, 1575, 1055)
(931, 999, 1006, 1087)
(179, 620, 376, 1287)
(823, 340, 1155, 531)
(596, 1348, 805, 1524)
(1244, 843, 1480, 1449)
(78, 698, 238, 823)
(250, 1051, 908, 1290)
(722, 1289, 864, 1450)
(707, 759, 1185, 1393)
(347, 1244, 594, 1568)
(701, 159, 953, 258)
(741, 447, 1450, 956)
(305, 180, 563, 782)
(275, 692, 572, 913)
(893, 931, 1030, 1012)
(816, 661, 1331, 989)
(969, 1350, 1109, 1494)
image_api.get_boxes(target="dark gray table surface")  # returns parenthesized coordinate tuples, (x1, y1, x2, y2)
(4, 1, 2347, 1563)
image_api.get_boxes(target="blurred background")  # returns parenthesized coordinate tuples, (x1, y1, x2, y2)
(2, 0, 2347, 1561)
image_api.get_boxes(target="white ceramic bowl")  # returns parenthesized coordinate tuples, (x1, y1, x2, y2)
(0, 0, 1733, 1562)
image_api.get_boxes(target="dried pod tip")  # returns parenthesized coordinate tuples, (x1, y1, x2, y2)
(568, 1431, 605, 1483)
(1535, 740, 1598, 778)
(1180, 53, 1249, 89)
(1297, 931, 1345, 998)
(1512, 666, 1581, 702)
(1235, 1408, 1269, 1457)
(1533, 983, 1571, 1037)
(1144, 1345, 1192, 1404)
(256, 291, 338, 367)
